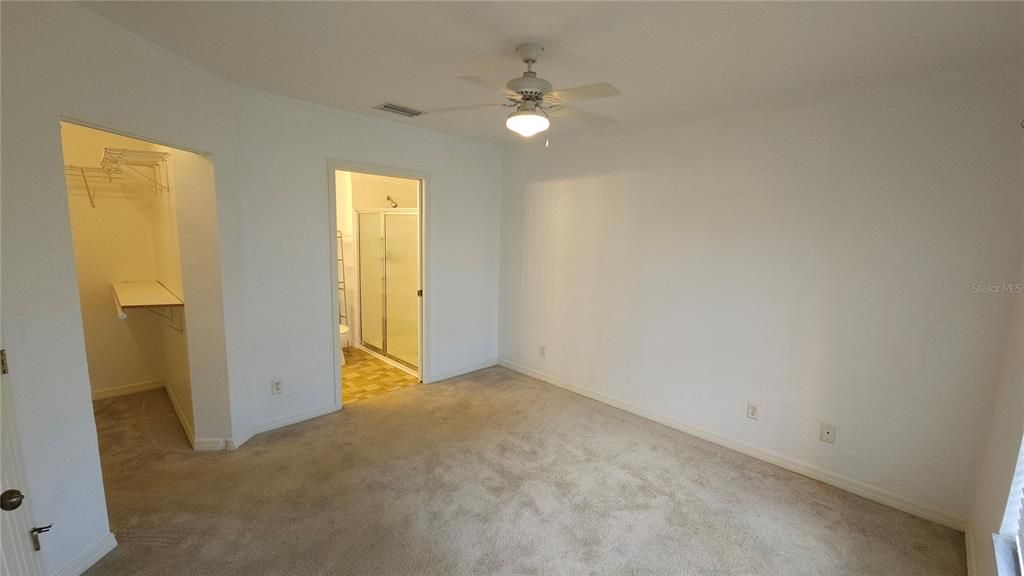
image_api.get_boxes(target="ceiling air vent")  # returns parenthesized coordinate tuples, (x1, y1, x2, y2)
(373, 103, 424, 118)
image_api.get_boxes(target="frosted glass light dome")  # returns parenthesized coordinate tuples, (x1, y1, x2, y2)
(506, 107, 550, 137)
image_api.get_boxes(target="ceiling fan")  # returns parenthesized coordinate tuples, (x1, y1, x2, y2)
(429, 43, 620, 138)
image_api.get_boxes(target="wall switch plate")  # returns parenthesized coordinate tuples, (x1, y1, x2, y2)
(820, 422, 836, 444)
(539, 345, 547, 358)
(271, 379, 283, 396)
(746, 401, 760, 420)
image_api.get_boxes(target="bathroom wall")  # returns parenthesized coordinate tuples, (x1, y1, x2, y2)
(336, 171, 355, 347)
(351, 172, 419, 210)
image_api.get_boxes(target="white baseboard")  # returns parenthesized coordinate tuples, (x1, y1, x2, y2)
(427, 358, 498, 383)
(193, 437, 230, 451)
(498, 358, 966, 531)
(163, 383, 196, 449)
(233, 405, 341, 450)
(52, 532, 117, 576)
(91, 380, 164, 401)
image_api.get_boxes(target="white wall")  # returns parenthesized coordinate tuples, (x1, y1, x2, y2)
(150, 153, 193, 440)
(966, 252, 1024, 575)
(500, 66, 1023, 527)
(228, 88, 501, 438)
(166, 148, 230, 445)
(965, 66, 1024, 576)
(1, 3, 502, 575)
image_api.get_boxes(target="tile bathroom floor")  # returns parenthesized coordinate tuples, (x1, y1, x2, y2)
(342, 346, 418, 404)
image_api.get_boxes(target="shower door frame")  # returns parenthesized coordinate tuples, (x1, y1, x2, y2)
(354, 207, 419, 371)
(326, 160, 427, 410)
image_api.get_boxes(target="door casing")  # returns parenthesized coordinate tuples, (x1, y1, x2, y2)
(326, 160, 427, 409)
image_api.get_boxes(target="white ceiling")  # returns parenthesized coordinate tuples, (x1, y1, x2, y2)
(85, 2, 1022, 144)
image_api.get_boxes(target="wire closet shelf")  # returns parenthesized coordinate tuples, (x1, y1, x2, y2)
(64, 147, 169, 207)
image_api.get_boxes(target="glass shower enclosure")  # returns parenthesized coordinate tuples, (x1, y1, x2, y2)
(357, 210, 419, 370)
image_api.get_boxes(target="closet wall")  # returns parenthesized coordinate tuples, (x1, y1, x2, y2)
(64, 124, 171, 398)
(62, 121, 206, 440)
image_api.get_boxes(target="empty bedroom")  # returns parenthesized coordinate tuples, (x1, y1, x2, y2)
(1, 2, 1022, 576)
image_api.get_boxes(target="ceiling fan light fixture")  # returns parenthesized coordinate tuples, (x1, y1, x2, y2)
(506, 106, 550, 138)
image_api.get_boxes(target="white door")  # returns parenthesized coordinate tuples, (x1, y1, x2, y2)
(0, 368, 42, 576)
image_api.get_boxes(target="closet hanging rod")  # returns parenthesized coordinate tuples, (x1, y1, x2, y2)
(64, 165, 122, 177)
(64, 165, 120, 207)
(79, 167, 95, 208)
(64, 151, 168, 208)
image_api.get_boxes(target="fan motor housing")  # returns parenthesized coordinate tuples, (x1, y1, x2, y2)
(506, 71, 552, 99)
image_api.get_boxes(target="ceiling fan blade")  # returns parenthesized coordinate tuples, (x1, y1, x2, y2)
(547, 82, 620, 103)
(457, 75, 517, 96)
(547, 105, 615, 128)
(426, 103, 508, 114)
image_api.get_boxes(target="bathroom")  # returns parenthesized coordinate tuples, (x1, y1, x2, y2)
(334, 169, 422, 403)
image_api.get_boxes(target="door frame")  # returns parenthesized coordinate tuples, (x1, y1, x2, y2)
(326, 160, 427, 410)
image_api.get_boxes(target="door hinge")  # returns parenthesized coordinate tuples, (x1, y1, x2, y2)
(417, 289, 423, 297)
(1, 349, 8, 375)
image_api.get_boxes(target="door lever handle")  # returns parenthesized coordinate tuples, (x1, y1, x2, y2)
(30, 524, 52, 551)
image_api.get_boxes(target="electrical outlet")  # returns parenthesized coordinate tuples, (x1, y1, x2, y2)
(539, 345, 547, 358)
(271, 379, 283, 396)
(820, 422, 836, 444)
(746, 401, 760, 420)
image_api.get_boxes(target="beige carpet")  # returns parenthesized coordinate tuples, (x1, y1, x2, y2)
(86, 367, 965, 575)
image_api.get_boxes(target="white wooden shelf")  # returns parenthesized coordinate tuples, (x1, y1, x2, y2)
(112, 282, 183, 309)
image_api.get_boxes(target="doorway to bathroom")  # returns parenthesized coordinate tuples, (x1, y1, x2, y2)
(329, 162, 425, 406)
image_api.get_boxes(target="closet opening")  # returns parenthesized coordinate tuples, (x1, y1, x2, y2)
(60, 120, 229, 472)
(329, 163, 425, 406)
